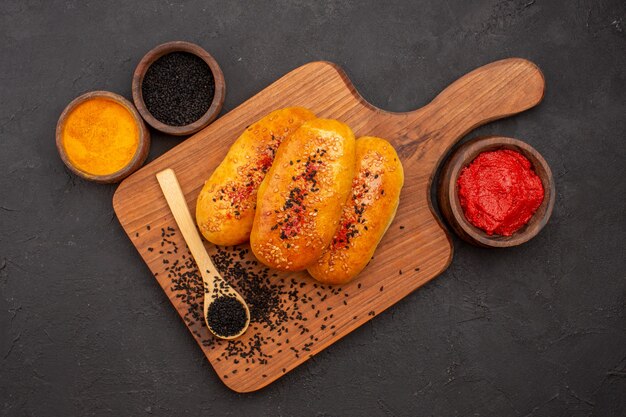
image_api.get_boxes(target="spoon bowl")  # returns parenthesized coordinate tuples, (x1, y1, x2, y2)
(156, 168, 250, 339)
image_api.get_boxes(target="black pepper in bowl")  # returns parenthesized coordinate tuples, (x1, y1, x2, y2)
(207, 296, 248, 337)
(142, 52, 215, 126)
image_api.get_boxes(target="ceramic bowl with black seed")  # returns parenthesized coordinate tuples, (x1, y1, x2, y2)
(132, 41, 226, 136)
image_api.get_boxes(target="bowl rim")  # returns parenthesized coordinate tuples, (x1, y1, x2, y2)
(55, 90, 151, 184)
(131, 40, 226, 136)
(439, 135, 555, 248)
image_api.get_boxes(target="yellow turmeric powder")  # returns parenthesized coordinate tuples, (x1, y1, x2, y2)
(62, 98, 139, 175)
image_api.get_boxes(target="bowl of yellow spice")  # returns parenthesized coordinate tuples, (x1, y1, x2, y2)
(56, 91, 150, 183)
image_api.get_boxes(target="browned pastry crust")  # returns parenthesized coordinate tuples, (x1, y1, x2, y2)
(196, 107, 316, 246)
(308, 136, 404, 284)
(250, 119, 356, 271)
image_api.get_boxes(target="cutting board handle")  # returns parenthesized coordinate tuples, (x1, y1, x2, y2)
(400, 58, 545, 159)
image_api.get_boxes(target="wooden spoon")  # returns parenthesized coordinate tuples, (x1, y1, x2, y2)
(156, 168, 250, 340)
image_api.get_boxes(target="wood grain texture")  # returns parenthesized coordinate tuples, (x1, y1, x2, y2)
(112, 58, 545, 392)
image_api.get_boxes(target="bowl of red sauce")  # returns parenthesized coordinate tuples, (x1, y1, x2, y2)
(438, 136, 555, 247)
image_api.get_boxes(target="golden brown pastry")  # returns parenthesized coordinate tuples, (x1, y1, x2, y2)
(250, 119, 356, 271)
(196, 107, 316, 246)
(307, 136, 404, 284)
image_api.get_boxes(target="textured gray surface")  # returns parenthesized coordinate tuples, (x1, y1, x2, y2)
(1, 0, 625, 416)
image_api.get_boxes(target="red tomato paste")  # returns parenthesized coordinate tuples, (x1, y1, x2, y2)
(457, 149, 544, 236)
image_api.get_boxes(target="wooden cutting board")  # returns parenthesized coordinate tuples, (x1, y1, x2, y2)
(113, 58, 544, 392)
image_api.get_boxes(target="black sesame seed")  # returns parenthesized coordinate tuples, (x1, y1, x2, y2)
(206, 296, 247, 337)
(142, 52, 215, 126)
(159, 236, 350, 368)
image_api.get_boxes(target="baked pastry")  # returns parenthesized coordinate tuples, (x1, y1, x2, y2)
(308, 136, 404, 284)
(250, 119, 356, 271)
(196, 107, 316, 246)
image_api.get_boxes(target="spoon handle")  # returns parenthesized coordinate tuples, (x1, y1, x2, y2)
(156, 168, 218, 290)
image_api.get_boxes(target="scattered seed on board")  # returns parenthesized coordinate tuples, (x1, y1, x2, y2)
(152, 226, 377, 375)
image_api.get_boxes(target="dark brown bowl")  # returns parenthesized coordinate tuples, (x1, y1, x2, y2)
(438, 136, 555, 248)
(56, 90, 150, 184)
(132, 41, 226, 136)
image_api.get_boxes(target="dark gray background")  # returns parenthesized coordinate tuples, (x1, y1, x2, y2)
(1, 0, 624, 416)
